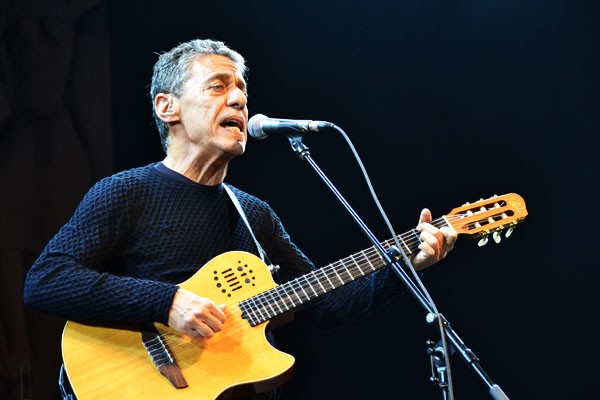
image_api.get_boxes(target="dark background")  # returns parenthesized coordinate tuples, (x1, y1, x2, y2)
(1, 0, 598, 399)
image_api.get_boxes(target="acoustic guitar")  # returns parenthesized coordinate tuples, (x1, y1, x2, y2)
(62, 193, 527, 399)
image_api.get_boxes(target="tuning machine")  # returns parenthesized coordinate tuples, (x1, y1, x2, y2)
(477, 223, 518, 247)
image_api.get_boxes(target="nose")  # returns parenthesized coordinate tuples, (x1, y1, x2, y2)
(227, 87, 247, 110)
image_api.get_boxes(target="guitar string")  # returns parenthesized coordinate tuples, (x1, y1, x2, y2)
(217, 214, 468, 325)
(145, 212, 500, 356)
(201, 215, 451, 332)
(147, 228, 422, 356)
(240, 211, 498, 315)
(180, 208, 509, 335)
(153, 245, 392, 356)
(151, 236, 397, 356)
(146, 210, 513, 357)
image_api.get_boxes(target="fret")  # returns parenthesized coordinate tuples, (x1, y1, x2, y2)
(360, 249, 374, 272)
(272, 284, 289, 312)
(287, 280, 304, 305)
(296, 277, 312, 302)
(302, 275, 319, 297)
(264, 290, 281, 315)
(244, 296, 262, 325)
(297, 280, 310, 302)
(319, 268, 335, 291)
(310, 271, 327, 294)
(274, 285, 293, 310)
(397, 234, 411, 255)
(280, 284, 296, 310)
(338, 258, 353, 282)
(355, 251, 372, 274)
(330, 262, 344, 285)
(409, 229, 421, 254)
(350, 253, 366, 275)
(255, 296, 274, 320)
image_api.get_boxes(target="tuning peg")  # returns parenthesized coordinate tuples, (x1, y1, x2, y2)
(505, 226, 515, 238)
(478, 235, 489, 247)
(493, 231, 502, 243)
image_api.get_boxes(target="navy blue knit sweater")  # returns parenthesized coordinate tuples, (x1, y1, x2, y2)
(24, 162, 403, 330)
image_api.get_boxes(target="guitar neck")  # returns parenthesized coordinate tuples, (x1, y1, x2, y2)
(240, 216, 448, 326)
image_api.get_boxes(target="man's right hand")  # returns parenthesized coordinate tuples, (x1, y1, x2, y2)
(167, 288, 227, 339)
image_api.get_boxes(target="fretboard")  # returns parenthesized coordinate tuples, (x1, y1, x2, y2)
(239, 216, 447, 326)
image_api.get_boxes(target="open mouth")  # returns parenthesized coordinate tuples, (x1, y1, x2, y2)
(220, 118, 244, 134)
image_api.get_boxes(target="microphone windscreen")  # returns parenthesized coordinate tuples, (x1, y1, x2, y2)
(248, 114, 268, 139)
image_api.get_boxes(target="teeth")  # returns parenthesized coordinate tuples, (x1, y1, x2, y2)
(223, 119, 242, 128)
(224, 126, 241, 133)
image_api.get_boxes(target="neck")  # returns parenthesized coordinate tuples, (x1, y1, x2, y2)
(162, 154, 229, 186)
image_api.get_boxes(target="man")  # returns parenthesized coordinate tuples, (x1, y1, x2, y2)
(23, 38, 457, 399)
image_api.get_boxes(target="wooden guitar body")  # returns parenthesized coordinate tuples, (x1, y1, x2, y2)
(62, 252, 294, 399)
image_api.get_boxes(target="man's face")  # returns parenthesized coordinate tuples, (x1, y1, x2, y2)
(175, 54, 248, 159)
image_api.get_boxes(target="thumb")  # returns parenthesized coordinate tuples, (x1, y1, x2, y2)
(419, 208, 432, 225)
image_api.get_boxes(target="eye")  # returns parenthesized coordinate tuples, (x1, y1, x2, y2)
(211, 84, 225, 92)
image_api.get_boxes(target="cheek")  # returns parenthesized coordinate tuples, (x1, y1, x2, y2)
(192, 106, 217, 132)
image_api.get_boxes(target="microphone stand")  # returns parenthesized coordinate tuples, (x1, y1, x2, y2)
(285, 133, 510, 400)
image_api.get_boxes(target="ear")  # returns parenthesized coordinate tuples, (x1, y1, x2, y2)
(154, 93, 180, 123)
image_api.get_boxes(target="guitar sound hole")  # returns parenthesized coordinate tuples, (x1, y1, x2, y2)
(213, 263, 257, 294)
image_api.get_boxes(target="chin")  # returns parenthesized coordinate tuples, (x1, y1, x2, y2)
(230, 142, 246, 156)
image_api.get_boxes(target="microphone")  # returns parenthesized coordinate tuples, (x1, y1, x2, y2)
(248, 114, 334, 140)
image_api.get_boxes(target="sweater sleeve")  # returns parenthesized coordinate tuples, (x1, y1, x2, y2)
(23, 176, 179, 325)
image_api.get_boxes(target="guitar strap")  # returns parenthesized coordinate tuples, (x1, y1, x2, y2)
(223, 184, 279, 275)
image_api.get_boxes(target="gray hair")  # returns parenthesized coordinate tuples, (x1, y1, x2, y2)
(150, 38, 248, 152)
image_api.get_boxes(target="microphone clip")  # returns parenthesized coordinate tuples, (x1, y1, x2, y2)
(286, 133, 311, 160)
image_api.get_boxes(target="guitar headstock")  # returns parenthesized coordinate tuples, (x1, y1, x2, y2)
(445, 193, 528, 246)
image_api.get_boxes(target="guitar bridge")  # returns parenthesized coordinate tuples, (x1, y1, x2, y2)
(140, 323, 188, 389)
